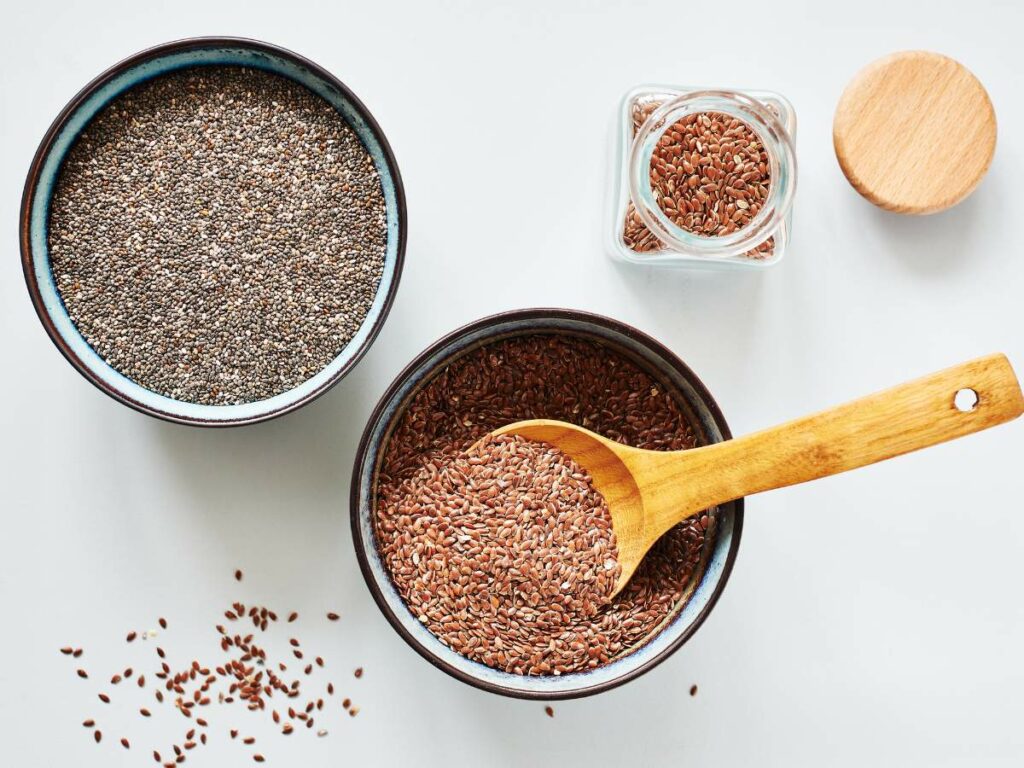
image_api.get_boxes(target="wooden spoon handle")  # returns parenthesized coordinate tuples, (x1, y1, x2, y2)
(663, 354, 1023, 521)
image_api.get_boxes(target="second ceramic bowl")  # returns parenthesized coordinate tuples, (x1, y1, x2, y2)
(351, 309, 744, 699)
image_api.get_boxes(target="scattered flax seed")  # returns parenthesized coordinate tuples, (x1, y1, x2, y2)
(73, 649, 83, 658)
(64, 573, 359, 761)
(342, 699, 351, 709)
(121, 737, 131, 749)
(326, 613, 340, 622)
(348, 707, 360, 717)
(61, 647, 74, 655)
(690, 684, 698, 696)
(159, 618, 168, 630)
(545, 706, 554, 718)
(254, 757, 265, 764)
(317, 730, 328, 737)
(327, 683, 334, 695)
(127, 632, 137, 643)
(77, 669, 88, 679)
(94, 730, 102, 744)
(235, 570, 243, 582)
(354, 668, 363, 679)
(288, 613, 298, 623)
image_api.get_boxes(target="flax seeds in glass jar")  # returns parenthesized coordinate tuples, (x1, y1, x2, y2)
(607, 85, 797, 269)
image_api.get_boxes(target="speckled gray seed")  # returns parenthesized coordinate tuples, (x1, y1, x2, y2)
(49, 66, 387, 405)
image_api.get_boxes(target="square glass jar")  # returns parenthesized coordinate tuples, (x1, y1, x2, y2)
(607, 84, 797, 269)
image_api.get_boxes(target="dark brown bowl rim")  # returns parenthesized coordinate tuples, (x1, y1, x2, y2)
(19, 36, 407, 427)
(349, 308, 744, 700)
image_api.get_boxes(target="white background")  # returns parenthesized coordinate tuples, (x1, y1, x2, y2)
(2, 1, 1022, 765)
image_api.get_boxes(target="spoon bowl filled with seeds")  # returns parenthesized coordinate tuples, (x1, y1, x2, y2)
(21, 37, 406, 426)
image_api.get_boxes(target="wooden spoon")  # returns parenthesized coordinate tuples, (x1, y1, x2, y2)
(491, 354, 1023, 597)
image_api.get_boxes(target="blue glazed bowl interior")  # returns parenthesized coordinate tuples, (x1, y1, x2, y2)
(353, 313, 742, 698)
(26, 43, 402, 423)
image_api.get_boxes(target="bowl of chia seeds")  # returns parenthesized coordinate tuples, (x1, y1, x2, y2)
(20, 37, 406, 426)
(351, 309, 743, 699)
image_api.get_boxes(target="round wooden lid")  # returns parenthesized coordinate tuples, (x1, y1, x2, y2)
(833, 51, 996, 214)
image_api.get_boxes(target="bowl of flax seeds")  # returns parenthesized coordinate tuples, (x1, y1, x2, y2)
(351, 309, 743, 699)
(20, 37, 406, 426)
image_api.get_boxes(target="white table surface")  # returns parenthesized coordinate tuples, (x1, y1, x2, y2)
(2, 1, 1023, 765)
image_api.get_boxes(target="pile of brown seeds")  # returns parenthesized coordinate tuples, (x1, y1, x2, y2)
(61, 570, 362, 764)
(48, 65, 388, 405)
(623, 99, 774, 258)
(375, 334, 715, 675)
(379, 433, 621, 673)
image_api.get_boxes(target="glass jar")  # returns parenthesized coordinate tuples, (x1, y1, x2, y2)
(607, 84, 797, 268)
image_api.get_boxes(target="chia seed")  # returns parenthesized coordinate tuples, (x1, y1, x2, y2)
(48, 66, 388, 405)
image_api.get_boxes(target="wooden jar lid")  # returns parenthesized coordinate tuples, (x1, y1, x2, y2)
(833, 51, 996, 214)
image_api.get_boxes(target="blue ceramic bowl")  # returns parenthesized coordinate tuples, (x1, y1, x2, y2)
(20, 38, 406, 426)
(351, 309, 743, 699)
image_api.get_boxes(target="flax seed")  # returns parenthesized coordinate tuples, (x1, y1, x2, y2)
(623, 101, 775, 259)
(375, 334, 711, 675)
